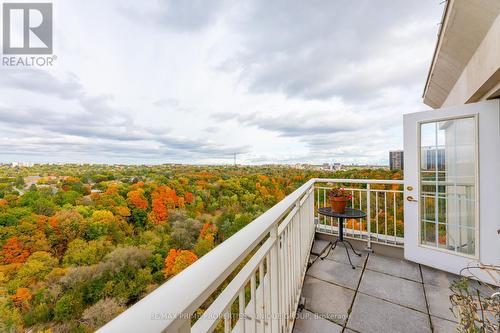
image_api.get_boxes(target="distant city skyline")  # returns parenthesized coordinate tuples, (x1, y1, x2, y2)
(2, 160, 391, 167)
(0, 0, 443, 165)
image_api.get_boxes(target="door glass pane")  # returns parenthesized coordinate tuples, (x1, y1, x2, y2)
(420, 117, 476, 256)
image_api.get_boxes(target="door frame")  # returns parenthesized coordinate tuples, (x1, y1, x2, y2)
(415, 113, 480, 259)
(403, 99, 500, 283)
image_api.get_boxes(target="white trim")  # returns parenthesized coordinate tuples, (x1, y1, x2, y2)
(404, 99, 499, 285)
(416, 114, 480, 259)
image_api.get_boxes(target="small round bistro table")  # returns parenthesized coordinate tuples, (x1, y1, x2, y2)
(317, 207, 366, 269)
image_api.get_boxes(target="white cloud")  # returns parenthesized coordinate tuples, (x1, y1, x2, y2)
(0, 0, 444, 165)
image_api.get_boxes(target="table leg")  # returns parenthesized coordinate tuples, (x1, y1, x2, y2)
(320, 239, 338, 260)
(339, 217, 344, 241)
(346, 239, 362, 257)
(344, 242, 355, 269)
(315, 213, 364, 270)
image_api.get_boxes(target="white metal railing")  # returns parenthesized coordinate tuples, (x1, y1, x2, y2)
(314, 178, 404, 248)
(98, 178, 403, 333)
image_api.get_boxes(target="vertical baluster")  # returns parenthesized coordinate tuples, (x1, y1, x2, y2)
(299, 205, 302, 274)
(282, 224, 290, 322)
(283, 226, 289, 331)
(293, 212, 298, 298)
(259, 262, 265, 333)
(294, 201, 302, 274)
(304, 191, 315, 248)
(251, 274, 257, 333)
(300, 200, 304, 277)
(303, 195, 307, 250)
(375, 191, 379, 242)
(269, 227, 280, 333)
(305, 193, 309, 237)
(283, 224, 292, 320)
(315, 188, 319, 231)
(279, 232, 285, 333)
(456, 193, 461, 252)
(265, 254, 271, 333)
(297, 204, 301, 268)
(292, 215, 296, 317)
(224, 308, 231, 333)
(445, 191, 449, 249)
(289, 221, 293, 320)
(304, 194, 308, 251)
(359, 190, 363, 238)
(401, 192, 404, 243)
(239, 288, 246, 333)
(384, 192, 388, 243)
(291, 217, 295, 327)
(393, 192, 397, 244)
(366, 184, 371, 249)
(309, 188, 314, 229)
(293, 214, 298, 316)
(287, 216, 297, 318)
(290, 221, 294, 311)
(309, 191, 313, 249)
(290, 219, 294, 324)
(350, 189, 355, 237)
(297, 201, 302, 278)
(323, 189, 326, 228)
(331, 216, 334, 235)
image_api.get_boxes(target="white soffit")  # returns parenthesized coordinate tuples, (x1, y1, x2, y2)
(423, 0, 500, 108)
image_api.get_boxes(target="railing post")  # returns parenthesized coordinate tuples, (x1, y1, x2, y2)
(269, 225, 281, 333)
(365, 183, 373, 252)
(311, 186, 315, 240)
(296, 201, 302, 268)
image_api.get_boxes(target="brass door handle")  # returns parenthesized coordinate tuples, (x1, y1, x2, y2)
(407, 196, 418, 202)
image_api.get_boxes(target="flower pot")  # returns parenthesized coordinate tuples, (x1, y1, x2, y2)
(330, 197, 348, 213)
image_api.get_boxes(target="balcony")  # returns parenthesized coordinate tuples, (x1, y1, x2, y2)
(98, 178, 497, 333)
(295, 240, 459, 332)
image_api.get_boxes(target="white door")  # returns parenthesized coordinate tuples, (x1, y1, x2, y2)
(403, 99, 500, 284)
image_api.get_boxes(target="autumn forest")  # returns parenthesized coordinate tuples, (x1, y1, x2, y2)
(0, 164, 401, 332)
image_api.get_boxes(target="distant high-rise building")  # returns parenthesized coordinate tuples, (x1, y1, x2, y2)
(421, 147, 446, 171)
(389, 150, 404, 170)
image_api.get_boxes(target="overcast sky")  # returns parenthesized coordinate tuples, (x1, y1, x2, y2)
(0, 0, 444, 165)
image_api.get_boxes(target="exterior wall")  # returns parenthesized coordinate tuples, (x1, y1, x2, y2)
(442, 13, 500, 107)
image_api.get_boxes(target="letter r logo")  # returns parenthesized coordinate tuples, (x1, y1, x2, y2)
(2, 3, 53, 54)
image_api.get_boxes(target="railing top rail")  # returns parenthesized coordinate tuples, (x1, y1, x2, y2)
(314, 186, 404, 193)
(98, 178, 316, 333)
(313, 178, 404, 185)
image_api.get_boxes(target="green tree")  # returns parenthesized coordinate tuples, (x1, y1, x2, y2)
(63, 238, 114, 266)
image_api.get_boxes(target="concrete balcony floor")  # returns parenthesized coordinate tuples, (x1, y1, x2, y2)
(293, 239, 464, 333)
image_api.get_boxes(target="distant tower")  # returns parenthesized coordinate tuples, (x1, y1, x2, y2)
(389, 150, 404, 170)
(233, 153, 237, 166)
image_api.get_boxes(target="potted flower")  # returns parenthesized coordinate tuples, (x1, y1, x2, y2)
(328, 188, 352, 213)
